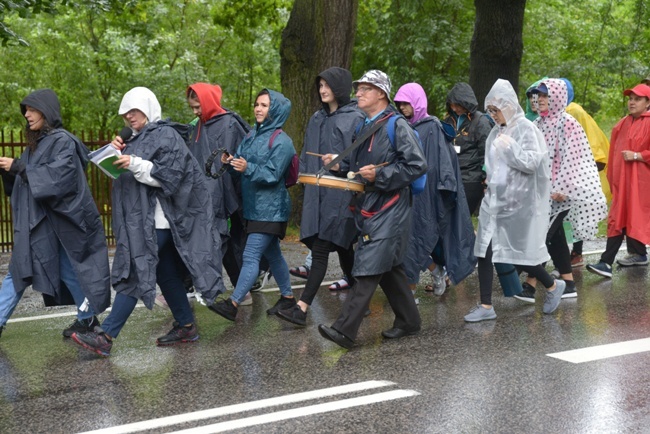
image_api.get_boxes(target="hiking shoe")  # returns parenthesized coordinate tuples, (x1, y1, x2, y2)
(464, 304, 497, 322)
(71, 327, 112, 357)
(62, 316, 100, 338)
(209, 299, 238, 321)
(562, 281, 578, 299)
(543, 279, 566, 314)
(276, 305, 307, 326)
(329, 277, 351, 291)
(616, 254, 649, 267)
(156, 322, 199, 346)
(586, 261, 612, 278)
(514, 282, 536, 303)
(430, 266, 447, 296)
(289, 265, 310, 279)
(250, 270, 273, 292)
(239, 292, 253, 306)
(570, 253, 584, 268)
(267, 296, 297, 315)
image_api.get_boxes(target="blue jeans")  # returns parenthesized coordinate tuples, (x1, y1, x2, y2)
(0, 244, 95, 327)
(231, 232, 293, 304)
(101, 229, 195, 338)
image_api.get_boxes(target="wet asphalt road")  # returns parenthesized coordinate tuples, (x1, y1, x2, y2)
(1, 240, 650, 433)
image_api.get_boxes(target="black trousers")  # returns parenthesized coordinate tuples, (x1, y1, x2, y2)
(300, 238, 355, 306)
(332, 265, 421, 341)
(463, 181, 485, 216)
(600, 230, 647, 265)
(546, 210, 572, 275)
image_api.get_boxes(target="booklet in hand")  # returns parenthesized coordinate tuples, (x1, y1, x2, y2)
(89, 144, 128, 179)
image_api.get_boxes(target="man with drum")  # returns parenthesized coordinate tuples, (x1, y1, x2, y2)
(275, 67, 364, 326)
(318, 70, 427, 349)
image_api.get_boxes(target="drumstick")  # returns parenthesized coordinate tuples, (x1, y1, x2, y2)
(347, 162, 389, 179)
(306, 152, 325, 157)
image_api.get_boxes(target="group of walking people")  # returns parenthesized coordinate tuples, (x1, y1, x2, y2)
(0, 67, 648, 354)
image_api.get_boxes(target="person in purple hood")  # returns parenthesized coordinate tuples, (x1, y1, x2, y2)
(394, 83, 476, 298)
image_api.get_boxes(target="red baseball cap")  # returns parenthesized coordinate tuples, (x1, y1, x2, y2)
(623, 84, 650, 98)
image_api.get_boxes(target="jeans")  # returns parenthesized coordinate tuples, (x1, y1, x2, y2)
(101, 229, 195, 338)
(231, 232, 293, 304)
(0, 243, 95, 326)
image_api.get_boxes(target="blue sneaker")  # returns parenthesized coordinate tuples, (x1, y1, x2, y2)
(543, 280, 566, 314)
(586, 261, 612, 278)
(464, 304, 497, 322)
(616, 255, 648, 267)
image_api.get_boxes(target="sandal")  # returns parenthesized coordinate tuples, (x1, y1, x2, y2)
(289, 265, 309, 279)
(329, 277, 350, 291)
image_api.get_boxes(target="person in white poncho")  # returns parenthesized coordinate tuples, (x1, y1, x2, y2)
(465, 79, 566, 323)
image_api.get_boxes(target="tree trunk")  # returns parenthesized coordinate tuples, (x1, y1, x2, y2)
(469, 0, 526, 108)
(280, 0, 358, 226)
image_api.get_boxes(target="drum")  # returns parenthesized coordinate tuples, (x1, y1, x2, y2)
(297, 173, 365, 192)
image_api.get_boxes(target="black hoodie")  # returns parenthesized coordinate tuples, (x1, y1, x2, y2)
(316, 67, 353, 112)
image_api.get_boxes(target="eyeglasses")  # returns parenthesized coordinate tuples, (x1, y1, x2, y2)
(356, 85, 376, 94)
(486, 108, 500, 115)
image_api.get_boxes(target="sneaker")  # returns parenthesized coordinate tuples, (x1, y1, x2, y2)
(276, 305, 307, 326)
(464, 304, 497, 322)
(550, 269, 561, 279)
(562, 281, 578, 299)
(543, 279, 566, 314)
(261, 270, 273, 288)
(616, 254, 649, 267)
(514, 282, 536, 303)
(209, 299, 238, 321)
(289, 265, 310, 279)
(570, 253, 584, 268)
(586, 261, 613, 278)
(156, 322, 199, 346)
(62, 316, 100, 338)
(430, 266, 446, 296)
(329, 277, 351, 291)
(266, 296, 297, 315)
(250, 270, 266, 292)
(71, 327, 112, 357)
(155, 294, 169, 309)
(239, 292, 253, 306)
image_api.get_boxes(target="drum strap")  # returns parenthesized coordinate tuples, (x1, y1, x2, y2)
(318, 114, 392, 176)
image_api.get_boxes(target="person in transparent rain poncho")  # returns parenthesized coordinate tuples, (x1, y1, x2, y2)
(465, 79, 566, 323)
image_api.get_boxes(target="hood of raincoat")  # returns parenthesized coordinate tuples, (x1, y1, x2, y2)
(562, 78, 574, 105)
(20, 89, 63, 129)
(537, 78, 568, 118)
(445, 82, 479, 115)
(394, 82, 430, 125)
(118, 87, 162, 123)
(485, 79, 524, 125)
(316, 67, 353, 110)
(257, 89, 291, 133)
(187, 83, 227, 123)
(524, 78, 546, 121)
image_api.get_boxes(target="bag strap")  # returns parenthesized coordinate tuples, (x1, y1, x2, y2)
(268, 129, 283, 148)
(319, 113, 393, 175)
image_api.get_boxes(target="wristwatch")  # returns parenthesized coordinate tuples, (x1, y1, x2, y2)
(634, 152, 638, 160)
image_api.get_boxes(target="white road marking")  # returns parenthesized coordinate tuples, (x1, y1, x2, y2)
(547, 337, 650, 363)
(169, 389, 420, 434)
(257, 280, 336, 293)
(77, 380, 397, 434)
(6, 303, 147, 324)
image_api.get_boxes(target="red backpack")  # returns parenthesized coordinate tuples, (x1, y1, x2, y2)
(269, 129, 299, 188)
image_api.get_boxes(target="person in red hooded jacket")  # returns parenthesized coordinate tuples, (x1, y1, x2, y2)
(587, 84, 650, 277)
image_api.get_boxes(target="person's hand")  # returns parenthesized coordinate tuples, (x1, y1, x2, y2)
(358, 164, 378, 182)
(0, 157, 14, 171)
(551, 192, 567, 202)
(220, 151, 233, 165)
(230, 156, 247, 173)
(114, 155, 131, 169)
(622, 150, 640, 162)
(322, 153, 339, 171)
(111, 135, 126, 151)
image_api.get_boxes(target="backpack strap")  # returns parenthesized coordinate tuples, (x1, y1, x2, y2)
(268, 129, 283, 149)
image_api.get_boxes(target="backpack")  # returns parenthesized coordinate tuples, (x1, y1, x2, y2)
(384, 114, 427, 195)
(268, 129, 299, 188)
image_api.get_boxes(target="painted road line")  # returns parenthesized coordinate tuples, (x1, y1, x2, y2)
(258, 280, 336, 293)
(77, 380, 396, 434)
(170, 389, 420, 434)
(7, 303, 147, 324)
(547, 337, 650, 363)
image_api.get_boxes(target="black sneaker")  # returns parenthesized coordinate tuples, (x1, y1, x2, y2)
(586, 261, 612, 278)
(276, 305, 307, 326)
(71, 327, 112, 357)
(514, 282, 536, 303)
(209, 299, 238, 321)
(562, 281, 578, 299)
(62, 316, 100, 338)
(266, 296, 297, 315)
(156, 322, 199, 346)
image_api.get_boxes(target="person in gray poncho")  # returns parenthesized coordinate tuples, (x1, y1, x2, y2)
(0, 89, 110, 339)
(71, 87, 226, 357)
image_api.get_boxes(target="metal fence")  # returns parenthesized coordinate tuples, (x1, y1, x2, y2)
(0, 130, 115, 252)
